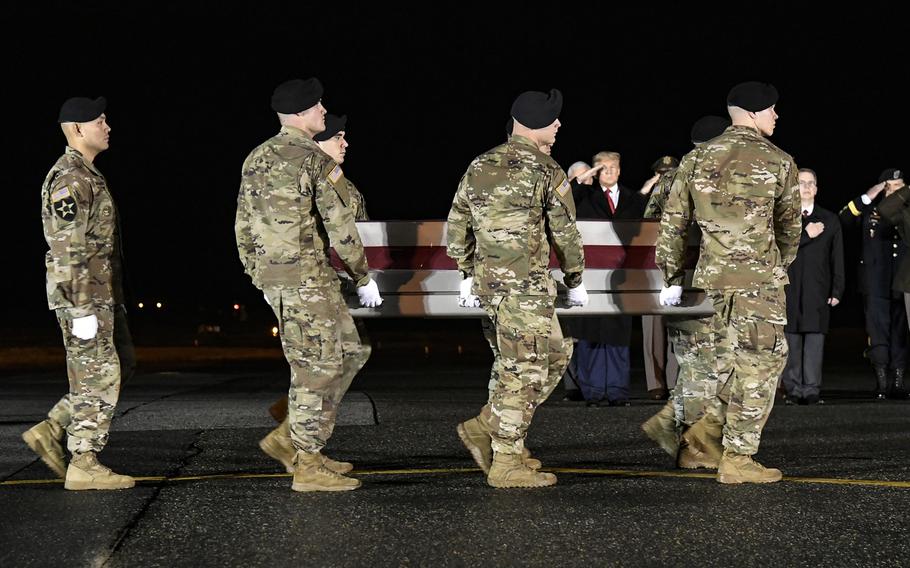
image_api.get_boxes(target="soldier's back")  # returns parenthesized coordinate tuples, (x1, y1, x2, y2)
(464, 136, 561, 296)
(684, 126, 796, 288)
(237, 127, 338, 288)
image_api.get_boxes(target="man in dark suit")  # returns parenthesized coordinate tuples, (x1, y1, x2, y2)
(569, 151, 645, 405)
(839, 172, 908, 399)
(781, 169, 844, 405)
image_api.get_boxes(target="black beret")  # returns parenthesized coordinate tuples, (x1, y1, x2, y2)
(510, 88, 562, 129)
(271, 78, 323, 113)
(314, 114, 347, 142)
(58, 96, 106, 123)
(690, 115, 731, 144)
(727, 81, 778, 112)
(651, 155, 679, 174)
(879, 168, 904, 183)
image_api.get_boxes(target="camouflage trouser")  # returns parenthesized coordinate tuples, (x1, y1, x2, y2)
(48, 304, 135, 453)
(666, 315, 720, 426)
(264, 285, 370, 454)
(50, 306, 122, 454)
(481, 317, 501, 399)
(706, 286, 788, 455)
(481, 295, 572, 455)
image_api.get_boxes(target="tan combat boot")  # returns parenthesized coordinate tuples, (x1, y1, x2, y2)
(487, 452, 557, 488)
(458, 416, 542, 472)
(717, 451, 782, 484)
(321, 454, 354, 475)
(641, 402, 680, 457)
(22, 419, 67, 478)
(291, 451, 360, 492)
(681, 416, 724, 465)
(522, 447, 542, 470)
(677, 443, 720, 469)
(457, 417, 493, 473)
(259, 420, 296, 473)
(64, 452, 135, 490)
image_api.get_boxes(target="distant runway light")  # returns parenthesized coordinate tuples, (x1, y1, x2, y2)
(233, 304, 240, 310)
(271, 326, 279, 337)
(156, 302, 163, 309)
(138, 302, 144, 309)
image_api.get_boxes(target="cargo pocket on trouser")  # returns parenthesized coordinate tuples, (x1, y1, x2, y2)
(489, 325, 540, 453)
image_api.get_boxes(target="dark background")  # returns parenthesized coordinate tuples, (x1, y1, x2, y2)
(6, 3, 908, 344)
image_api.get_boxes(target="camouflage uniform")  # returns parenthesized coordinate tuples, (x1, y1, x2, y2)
(235, 126, 371, 454)
(346, 179, 369, 222)
(41, 147, 123, 454)
(447, 135, 584, 455)
(657, 125, 801, 455)
(647, 168, 718, 426)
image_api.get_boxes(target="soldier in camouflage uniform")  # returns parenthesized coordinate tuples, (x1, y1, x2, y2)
(641, 116, 731, 469)
(22, 97, 134, 490)
(315, 114, 369, 221)
(267, 113, 370, 425)
(470, 118, 565, 472)
(448, 89, 588, 488)
(235, 78, 383, 492)
(657, 82, 801, 484)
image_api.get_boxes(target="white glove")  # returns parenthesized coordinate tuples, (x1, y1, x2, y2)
(458, 277, 481, 308)
(72, 315, 98, 340)
(566, 283, 589, 307)
(357, 278, 383, 308)
(659, 285, 683, 306)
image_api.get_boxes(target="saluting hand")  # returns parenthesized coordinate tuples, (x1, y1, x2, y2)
(639, 173, 661, 195)
(866, 181, 887, 201)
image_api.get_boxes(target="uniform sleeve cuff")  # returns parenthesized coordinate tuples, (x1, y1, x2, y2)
(64, 306, 94, 318)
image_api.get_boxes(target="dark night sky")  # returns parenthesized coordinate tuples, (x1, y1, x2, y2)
(7, 3, 908, 325)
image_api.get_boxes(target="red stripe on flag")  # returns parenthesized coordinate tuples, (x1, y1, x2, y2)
(331, 246, 698, 271)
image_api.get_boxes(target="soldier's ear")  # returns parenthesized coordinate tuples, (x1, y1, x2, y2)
(74, 124, 83, 137)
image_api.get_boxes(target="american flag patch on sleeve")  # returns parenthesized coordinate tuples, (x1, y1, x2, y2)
(328, 165, 344, 185)
(556, 179, 570, 196)
(51, 187, 71, 201)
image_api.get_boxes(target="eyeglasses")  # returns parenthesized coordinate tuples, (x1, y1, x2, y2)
(798, 181, 817, 187)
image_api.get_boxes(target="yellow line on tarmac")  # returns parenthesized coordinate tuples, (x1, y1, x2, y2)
(3, 466, 909, 489)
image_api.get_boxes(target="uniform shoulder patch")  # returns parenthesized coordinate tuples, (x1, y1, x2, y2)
(556, 178, 571, 197)
(328, 165, 344, 186)
(51, 188, 78, 222)
(51, 186, 72, 202)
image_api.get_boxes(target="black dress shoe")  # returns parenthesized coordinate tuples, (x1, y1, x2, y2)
(562, 389, 584, 402)
(585, 399, 601, 408)
(647, 388, 669, 401)
(805, 394, 821, 405)
(606, 399, 631, 407)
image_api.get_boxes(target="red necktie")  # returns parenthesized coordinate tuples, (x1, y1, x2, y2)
(608, 191, 616, 214)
